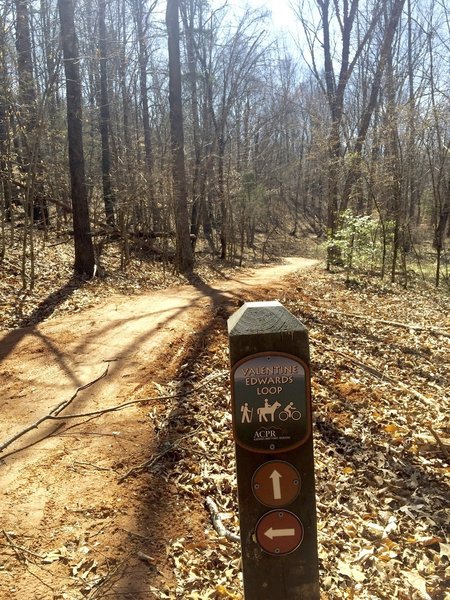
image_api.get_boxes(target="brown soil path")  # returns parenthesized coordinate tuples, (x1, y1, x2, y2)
(0, 257, 318, 600)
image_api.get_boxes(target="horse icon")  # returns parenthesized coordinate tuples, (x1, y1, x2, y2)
(257, 400, 281, 423)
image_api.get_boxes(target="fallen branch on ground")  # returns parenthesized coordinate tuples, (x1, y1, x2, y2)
(0, 366, 109, 454)
(315, 308, 450, 338)
(205, 496, 240, 543)
(2, 530, 45, 561)
(0, 423, 66, 461)
(428, 426, 450, 461)
(118, 426, 202, 483)
(314, 340, 434, 407)
(39, 370, 227, 422)
(0, 370, 226, 457)
(315, 341, 449, 459)
(85, 560, 125, 600)
(137, 551, 156, 565)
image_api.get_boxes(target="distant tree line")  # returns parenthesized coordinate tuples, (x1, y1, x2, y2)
(0, 0, 449, 285)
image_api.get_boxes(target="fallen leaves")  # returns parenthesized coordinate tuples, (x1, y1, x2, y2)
(1, 530, 114, 598)
(1, 253, 448, 599)
(402, 570, 432, 599)
(337, 559, 366, 583)
(150, 269, 449, 599)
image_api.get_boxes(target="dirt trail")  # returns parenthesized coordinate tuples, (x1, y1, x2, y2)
(0, 257, 318, 599)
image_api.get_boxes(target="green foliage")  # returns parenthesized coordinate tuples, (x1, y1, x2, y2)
(326, 210, 395, 277)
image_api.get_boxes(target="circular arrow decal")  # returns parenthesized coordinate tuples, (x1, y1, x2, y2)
(255, 510, 304, 556)
(252, 461, 301, 507)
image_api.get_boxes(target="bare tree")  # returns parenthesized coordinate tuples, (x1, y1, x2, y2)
(134, 0, 159, 230)
(58, 0, 96, 276)
(166, 0, 193, 274)
(98, 0, 116, 226)
(297, 0, 406, 267)
(0, 12, 12, 226)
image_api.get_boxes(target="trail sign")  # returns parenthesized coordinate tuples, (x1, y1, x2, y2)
(232, 353, 311, 453)
(228, 301, 319, 600)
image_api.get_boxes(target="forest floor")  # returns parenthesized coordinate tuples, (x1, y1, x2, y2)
(0, 234, 449, 600)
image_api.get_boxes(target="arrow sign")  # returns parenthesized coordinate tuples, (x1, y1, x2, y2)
(255, 509, 304, 555)
(264, 527, 296, 540)
(252, 461, 300, 507)
(269, 469, 282, 500)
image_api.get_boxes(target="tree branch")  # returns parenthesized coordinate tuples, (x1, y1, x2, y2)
(205, 496, 240, 543)
(118, 426, 202, 483)
(0, 366, 109, 454)
(0, 370, 226, 457)
(317, 307, 450, 338)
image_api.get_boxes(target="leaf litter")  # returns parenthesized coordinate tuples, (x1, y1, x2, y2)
(1, 239, 449, 599)
(145, 269, 449, 599)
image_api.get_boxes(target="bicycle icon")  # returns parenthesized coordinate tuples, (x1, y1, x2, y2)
(278, 402, 301, 421)
(279, 410, 302, 421)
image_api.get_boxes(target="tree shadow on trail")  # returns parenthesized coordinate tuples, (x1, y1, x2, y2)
(18, 276, 85, 328)
(0, 269, 274, 598)
(0, 277, 85, 364)
(187, 273, 237, 310)
(186, 270, 270, 311)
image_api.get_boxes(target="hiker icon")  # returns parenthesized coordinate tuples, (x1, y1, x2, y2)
(241, 402, 254, 423)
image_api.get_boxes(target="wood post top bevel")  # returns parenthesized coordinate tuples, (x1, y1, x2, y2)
(228, 301, 307, 337)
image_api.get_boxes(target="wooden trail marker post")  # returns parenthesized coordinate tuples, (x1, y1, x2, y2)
(228, 301, 320, 599)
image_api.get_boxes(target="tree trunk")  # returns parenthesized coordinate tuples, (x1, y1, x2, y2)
(218, 135, 227, 260)
(341, 0, 406, 211)
(58, 0, 96, 276)
(434, 179, 450, 288)
(15, 0, 36, 127)
(135, 0, 159, 229)
(15, 0, 49, 227)
(181, 1, 202, 249)
(98, 0, 116, 226)
(0, 51, 12, 222)
(384, 41, 404, 285)
(166, 0, 194, 274)
(406, 0, 419, 224)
